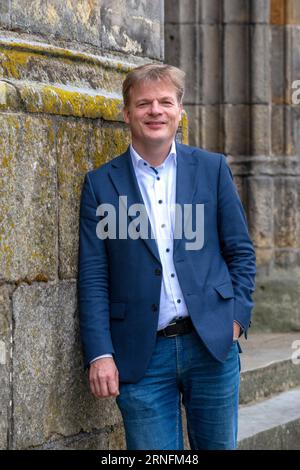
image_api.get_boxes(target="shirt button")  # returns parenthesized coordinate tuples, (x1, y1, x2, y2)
(161, 224, 166, 228)
(171, 273, 175, 278)
(157, 177, 160, 181)
(158, 200, 163, 204)
(155, 268, 162, 276)
(166, 248, 170, 253)
(177, 299, 181, 303)
(144, 162, 147, 166)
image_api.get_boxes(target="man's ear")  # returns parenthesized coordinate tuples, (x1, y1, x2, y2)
(179, 103, 183, 119)
(123, 107, 130, 124)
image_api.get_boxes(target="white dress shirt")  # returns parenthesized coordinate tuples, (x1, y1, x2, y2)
(91, 141, 189, 363)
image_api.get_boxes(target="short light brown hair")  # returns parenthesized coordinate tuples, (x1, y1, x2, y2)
(122, 63, 185, 107)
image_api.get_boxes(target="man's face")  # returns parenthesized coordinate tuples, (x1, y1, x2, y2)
(123, 79, 183, 148)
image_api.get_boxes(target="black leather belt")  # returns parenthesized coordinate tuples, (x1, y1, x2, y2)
(157, 317, 194, 338)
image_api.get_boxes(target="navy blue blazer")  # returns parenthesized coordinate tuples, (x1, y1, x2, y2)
(79, 143, 256, 383)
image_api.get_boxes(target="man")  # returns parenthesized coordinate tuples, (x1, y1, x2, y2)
(79, 64, 256, 450)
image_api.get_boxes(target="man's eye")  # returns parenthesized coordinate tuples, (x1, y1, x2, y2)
(138, 103, 148, 107)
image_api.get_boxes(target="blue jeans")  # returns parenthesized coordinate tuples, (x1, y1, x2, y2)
(116, 329, 240, 450)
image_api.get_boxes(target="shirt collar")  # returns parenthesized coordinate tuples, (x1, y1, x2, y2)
(130, 140, 177, 171)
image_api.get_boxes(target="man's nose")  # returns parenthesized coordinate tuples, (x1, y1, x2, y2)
(149, 100, 161, 114)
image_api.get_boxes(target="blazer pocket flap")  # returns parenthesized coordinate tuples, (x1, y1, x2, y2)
(110, 302, 126, 319)
(214, 282, 234, 299)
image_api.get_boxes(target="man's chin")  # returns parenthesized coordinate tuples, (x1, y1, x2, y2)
(143, 133, 170, 145)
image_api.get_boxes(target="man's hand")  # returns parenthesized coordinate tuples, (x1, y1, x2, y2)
(233, 321, 241, 341)
(89, 357, 119, 398)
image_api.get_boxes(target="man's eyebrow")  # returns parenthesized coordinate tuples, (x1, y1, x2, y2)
(135, 96, 175, 103)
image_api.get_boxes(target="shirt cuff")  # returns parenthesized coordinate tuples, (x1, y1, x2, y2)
(90, 354, 113, 364)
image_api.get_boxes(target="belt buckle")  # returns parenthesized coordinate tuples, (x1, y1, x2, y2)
(163, 320, 178, 338)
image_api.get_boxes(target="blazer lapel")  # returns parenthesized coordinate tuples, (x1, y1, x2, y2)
(108, 147, 161, 263)
(173, 144, 199, 254)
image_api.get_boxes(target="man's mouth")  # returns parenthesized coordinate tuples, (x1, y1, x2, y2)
(145, 121, 166, 128)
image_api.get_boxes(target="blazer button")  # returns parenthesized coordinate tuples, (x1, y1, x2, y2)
(155, 268, 162, 276)
(151, 304, 158, 312)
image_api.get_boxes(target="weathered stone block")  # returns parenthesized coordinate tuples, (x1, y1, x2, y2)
(164, 24, 181, 68)
(107, 424, 126, 450)
(0, 0, 11, 28)
(166, 0, 196, 24)
(90, 125, 132, 168)
(0, 81, 19, 111)
(271, 105, 286, 155)
(287, 27, 300, 104)
(101, 0, 163, 60)
(200, 25, 222, 105)
(176, 24, 199, 104)
(0, 284, 14, 450)
(224, 105, 250, 155)
(271, 0, 286, 25)
(223, 0, 250, 23)
(36, 430, 109, 450)
(250, 25, 270, 104)
(10, 0, 101, 47)
(271, 26, 286, 104)
(164, 0, 181, 24)
(251, 105, 271, 155)
(0, 114, 57, 282)
(253, 277, 300, 331)
(224, 25, 250, 104)
(0, 39, 128, 97)
(168, 24, 222, 106)
(255, 248, 274, 271)
(12, 282, 123, 449)
(57, 119, 92, 280)
(183, 104, 201, 148)
(247, 178, 274, 250)
(251, 0, 270, 23)
(199, 0, 221, 24)
(274, 177, 298, 248)
(274, 249, 300, 270)
(58, 122, 131, 279)
(200, 105, 223, 153)
(287, 106, 300, 155)
(287, 0, 300, 24)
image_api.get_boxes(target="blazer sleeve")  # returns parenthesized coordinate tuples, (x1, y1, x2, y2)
(217, 155, 256, 337)
(78, 173, 115, 368)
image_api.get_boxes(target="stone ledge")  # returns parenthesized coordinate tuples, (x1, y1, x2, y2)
(239, 332, 300, 405)
(0, 36, 137, 72)
(0, 79, 123, 121)
(238, 387, 300, 449)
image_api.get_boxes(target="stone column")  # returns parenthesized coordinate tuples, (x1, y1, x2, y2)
(165, 0, 300, 332)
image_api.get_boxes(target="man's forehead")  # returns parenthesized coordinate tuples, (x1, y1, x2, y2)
(130, 78, 177, 97)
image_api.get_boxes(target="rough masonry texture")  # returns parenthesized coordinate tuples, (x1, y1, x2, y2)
(165, 0, 300, 332)
(0, 0, 172, 450)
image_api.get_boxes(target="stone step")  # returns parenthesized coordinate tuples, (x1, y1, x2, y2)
(239, 332, 300, 404)
(238, 387, 300, 449)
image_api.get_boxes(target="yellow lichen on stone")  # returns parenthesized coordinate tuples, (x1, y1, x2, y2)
(0, 81, 19, 110)
(18, 82, 123, 121)
(0, 48, 32, 80)
(180, 111, 189, 145)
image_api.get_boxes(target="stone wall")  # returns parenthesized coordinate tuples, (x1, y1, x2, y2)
(165, 0, 300, 333)
(0, 0, 179, 450)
